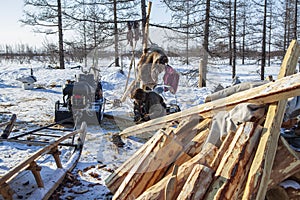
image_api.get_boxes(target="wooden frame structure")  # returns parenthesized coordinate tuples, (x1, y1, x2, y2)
(0, 121, 87, 200)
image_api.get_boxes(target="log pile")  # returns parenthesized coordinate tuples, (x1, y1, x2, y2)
(106, 40, 300, 200)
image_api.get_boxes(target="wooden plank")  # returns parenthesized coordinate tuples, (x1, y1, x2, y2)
(120, 72, 300, 137)
(105, 128, 173, 194)
(242, 39, 300, 200)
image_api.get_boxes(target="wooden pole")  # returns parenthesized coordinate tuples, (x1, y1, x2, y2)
(242, 39, 300, 200)
(143, 1, 152, 53)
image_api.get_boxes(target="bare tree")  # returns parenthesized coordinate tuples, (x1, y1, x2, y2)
(21, 0, 66, 69)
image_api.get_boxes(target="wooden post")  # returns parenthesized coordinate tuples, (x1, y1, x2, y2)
(242, 39, 300, 200)
(28, 161, 44, 188)
(205, 122, 262, 200)
(50, 146, 62, 168)
(199, 60, 204, 88)
(143, 1, 152, 53)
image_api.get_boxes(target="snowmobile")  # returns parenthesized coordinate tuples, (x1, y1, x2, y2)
(55, 67, 105, 125)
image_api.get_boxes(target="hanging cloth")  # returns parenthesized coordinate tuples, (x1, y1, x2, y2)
(133, 21, 140, 41)
(127, 21, 134, 47)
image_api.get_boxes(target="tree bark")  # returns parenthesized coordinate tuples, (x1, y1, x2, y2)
(57, 0, 65, 69)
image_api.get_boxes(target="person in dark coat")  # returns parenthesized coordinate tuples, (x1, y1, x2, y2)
(132, 88, 167, 123)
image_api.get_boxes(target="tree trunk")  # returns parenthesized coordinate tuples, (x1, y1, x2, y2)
(113, 0, 120, 67)
(202, 0, 210, 87)
(232, 0, 237, 79)
(57, 0, 65, 69)
(141, 0, 147, 46)
(261, 0, 267, 80)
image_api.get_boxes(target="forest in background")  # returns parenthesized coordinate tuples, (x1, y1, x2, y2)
(0, 0, 298, 82)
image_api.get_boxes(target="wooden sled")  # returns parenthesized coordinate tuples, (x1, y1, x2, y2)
(0, 121, 87, 200)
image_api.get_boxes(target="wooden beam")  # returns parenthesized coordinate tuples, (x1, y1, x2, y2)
(242, 39, 300, 200)
(120, 72, 300, 137)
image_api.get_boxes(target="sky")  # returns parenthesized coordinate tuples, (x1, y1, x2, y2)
(0, 0, 170, 48)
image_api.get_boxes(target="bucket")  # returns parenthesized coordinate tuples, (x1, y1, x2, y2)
(22, 82, 34, 90)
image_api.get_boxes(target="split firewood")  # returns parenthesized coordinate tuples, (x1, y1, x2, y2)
(112, 129, 182, 200)
(165, 118, 211, 175)
(135, 143, 218, 200)
(105, 128, 173, 193)
(204, 122, 263, 200)
(165, 165, 178, 200)
(107, 115, 204, 195)
(176, 164, 214, 200)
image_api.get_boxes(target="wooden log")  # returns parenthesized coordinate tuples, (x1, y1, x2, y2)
(177, 164, 214, 200)
(204, 122, 263, 200)
(135, 143, 218, 200)
(120, 72, 300, 137)
(268, 136, 300, 188)
(242, 39, 300, 200)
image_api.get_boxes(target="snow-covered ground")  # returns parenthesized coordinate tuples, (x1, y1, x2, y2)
(0, 56, 285, 199)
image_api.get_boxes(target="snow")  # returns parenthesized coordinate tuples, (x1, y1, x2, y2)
(0, 56, 286, 199)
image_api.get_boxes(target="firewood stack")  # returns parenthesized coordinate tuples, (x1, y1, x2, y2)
(105, 40, 300, 200)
